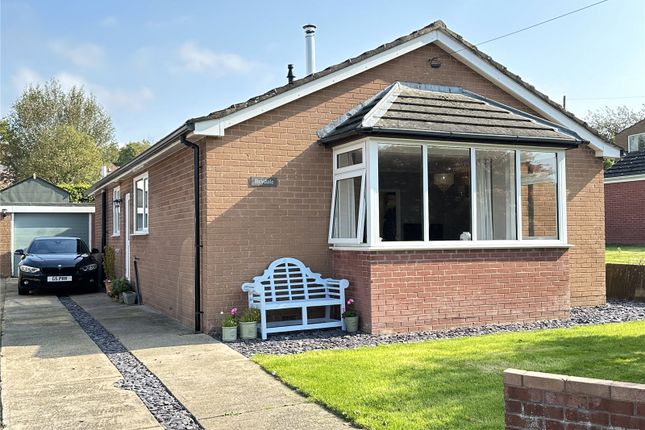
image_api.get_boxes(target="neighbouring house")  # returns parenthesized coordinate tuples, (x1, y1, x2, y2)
(87, 21, 620, 335)
(613, 118, 645, 153)
(0, 175, 95, 277)
(605, 120, 645, 244)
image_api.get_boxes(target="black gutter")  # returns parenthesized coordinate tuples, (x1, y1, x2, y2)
(319, 128, 585, 148)
(180, 132, 202, 333)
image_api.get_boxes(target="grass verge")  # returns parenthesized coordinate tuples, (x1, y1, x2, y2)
(606, 244, 645, 264)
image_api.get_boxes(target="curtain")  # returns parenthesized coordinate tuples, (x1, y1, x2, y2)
(333, 176, 360, 238)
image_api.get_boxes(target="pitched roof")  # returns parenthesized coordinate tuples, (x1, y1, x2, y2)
(616, 118, 645, 137)
(318, 82, 582, 146)
(0, 176, 70, 204)
(188, 21, 611, 151)
(605, 150, 645, 178)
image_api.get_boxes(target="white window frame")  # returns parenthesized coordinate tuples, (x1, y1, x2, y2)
(330, 137, 569, 250)
(112, 186, 121, 236)
(628, 133, 645, 152)
(328, 141, 367, 245)
(133, 172, 149, 234)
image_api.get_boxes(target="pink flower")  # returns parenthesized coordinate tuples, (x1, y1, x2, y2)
(230, 307, 238, 316)
(347, 298, 354, 305)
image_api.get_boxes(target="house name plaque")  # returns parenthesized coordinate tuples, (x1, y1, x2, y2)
(248, 177, 279, 187)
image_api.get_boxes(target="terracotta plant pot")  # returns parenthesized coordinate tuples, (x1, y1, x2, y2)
(105, 280, 113, 296)
(239, 321, 258, 340)
(221, 326, 238, 342)
(344, 316, 359, 333)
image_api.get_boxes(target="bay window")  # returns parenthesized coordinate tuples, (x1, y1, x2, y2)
(329, 139, 567, 248)
(133, 172, 149, 234)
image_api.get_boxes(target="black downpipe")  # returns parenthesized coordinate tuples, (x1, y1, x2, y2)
(100, 190, 107, 286)
(181, 135, 202, 332)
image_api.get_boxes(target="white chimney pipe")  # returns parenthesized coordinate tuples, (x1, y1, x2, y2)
(303, 24, 316, 75)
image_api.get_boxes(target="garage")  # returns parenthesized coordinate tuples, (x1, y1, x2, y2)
(0, 176, 94, 277)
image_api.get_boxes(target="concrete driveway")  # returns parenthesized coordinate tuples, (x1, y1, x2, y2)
(0, 279, 350, 429)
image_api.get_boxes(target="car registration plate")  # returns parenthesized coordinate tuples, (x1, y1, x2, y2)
(47, 276, 72, 282)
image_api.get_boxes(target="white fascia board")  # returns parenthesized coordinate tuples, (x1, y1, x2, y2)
(604, 174, 645, 184)
(434, 33, 619, 158)
(1, 205, 95, 213)
(192, 31, 441, 137)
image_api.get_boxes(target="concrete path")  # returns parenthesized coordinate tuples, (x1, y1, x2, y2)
(72, 293, 350, 429)
(0, 279, 160, 430)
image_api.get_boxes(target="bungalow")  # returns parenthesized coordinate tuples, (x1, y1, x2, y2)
(604, 118, 645, 244)
(87, 21, 619, 335)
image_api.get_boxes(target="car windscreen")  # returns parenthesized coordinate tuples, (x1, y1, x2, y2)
(28, 239, 89, 255)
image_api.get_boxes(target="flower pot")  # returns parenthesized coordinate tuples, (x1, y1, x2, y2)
(122, 291, 137, 305)
(239, 321, 258, 340)
(344, 316, 359, 333)
(105, 280, 113, 296)
(221, 326, 238, 342)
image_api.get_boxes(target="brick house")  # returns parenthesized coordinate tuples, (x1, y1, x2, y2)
(87, 21, 620, 335)
(605, 120, 645, 244)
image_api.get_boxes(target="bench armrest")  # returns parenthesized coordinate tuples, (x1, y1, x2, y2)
(323, 278, 349, 289)
(241, 282, 263, 295)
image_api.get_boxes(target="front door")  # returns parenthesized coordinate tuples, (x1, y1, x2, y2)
(124, 193, 131, 279)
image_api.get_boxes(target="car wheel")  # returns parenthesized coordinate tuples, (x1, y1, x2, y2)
(18, 286, 28, 295)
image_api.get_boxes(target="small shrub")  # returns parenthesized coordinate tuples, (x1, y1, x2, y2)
(110, 277, 132, 297)
(103, 246, 116, 280)
(240, 308, 260, 323)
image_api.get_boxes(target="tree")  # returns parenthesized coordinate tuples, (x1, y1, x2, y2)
(57, 181, 94, 203)
(1, 79, 115, 183)
(115, 140, 151, 166)
(584, 105, 645, 144)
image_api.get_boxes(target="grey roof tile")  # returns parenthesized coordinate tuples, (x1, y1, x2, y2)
(605, 150, 645, 178)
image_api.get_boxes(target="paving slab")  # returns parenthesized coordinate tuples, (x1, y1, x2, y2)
(0, 279, 161, 430)
(73, 293, 351, 429)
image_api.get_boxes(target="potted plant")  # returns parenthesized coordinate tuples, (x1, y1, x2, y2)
(103, 246, 116, 296)
(110, 278, 133, 303)
(221, 307, 238, 342)
(239, 308, 260, 340)
(342, 298, 359, 333)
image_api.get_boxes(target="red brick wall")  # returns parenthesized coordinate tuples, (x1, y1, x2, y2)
(97, 146, 199, 328)
(0, 214, 11, 277)
(333, 249, 570, 334)
(605, 180, 645, 245)
(566, 146, 606, 306)
(504, 369, 645, 430)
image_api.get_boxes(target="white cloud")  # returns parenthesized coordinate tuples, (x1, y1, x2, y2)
(12, 67, 43, 90)
(49, 40, 106, 68)
(99, 16, 117, 27)
(177, 42, 255, 74)
(55, 72, 154, 112)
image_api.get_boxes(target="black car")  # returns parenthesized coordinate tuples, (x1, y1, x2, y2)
(15, 237, 100, 295)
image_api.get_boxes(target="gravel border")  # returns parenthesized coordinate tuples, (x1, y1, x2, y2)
(59, 296, 203, 430)
(222, 300, 645, 357)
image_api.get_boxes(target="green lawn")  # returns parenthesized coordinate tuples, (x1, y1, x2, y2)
(606, 244, 645, 264)
(255, 321, 645, 430)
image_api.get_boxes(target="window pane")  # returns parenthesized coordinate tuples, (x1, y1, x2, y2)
(629, 134, 645, 152)
(378, 144, 423, 241)
(143, 178, 148, 229)
(337, 149, 363, 168)
(521, 152, 558, 240)
(332, 175, 362, 239)
(476, 150, 516, 240)
(427, 147, 471, 240)
(135, 179, 145, 230)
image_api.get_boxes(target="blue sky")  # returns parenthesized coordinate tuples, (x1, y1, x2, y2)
(1, 0, 644, 144)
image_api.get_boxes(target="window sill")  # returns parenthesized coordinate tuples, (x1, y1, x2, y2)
(131, 231, 149, 236)
(111, 233, 120, 238)
(330, 240, 573, 251)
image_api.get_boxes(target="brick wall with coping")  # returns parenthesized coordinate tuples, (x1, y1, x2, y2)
(504, 369, 645, 430)
(333, 249, 570, 334)
(605, 180, 645, 245)
(0, 214, 11, 277)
